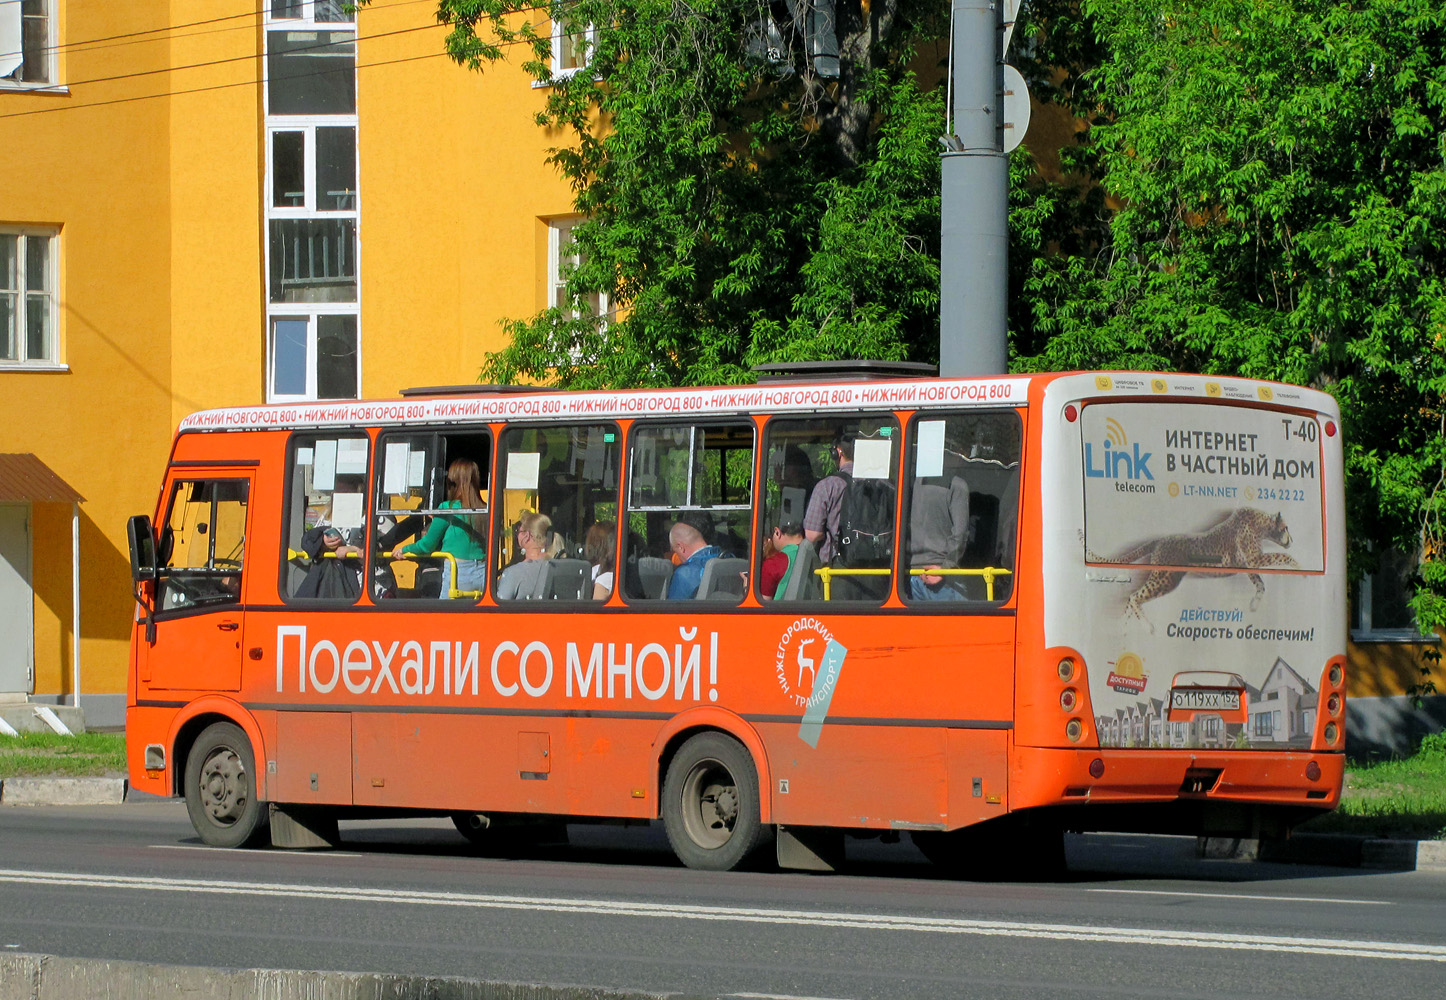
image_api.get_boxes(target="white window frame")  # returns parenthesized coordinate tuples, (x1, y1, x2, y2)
(547, 217, 608, 322)
(266, 122, 359, 215)
(267, 313, 359, 403)
(0, 0, 57, 90)
(263, 121, 361, 402)
(265, 1, 355, 27)
(534, 10, 596, 87)
(0, 227, 63, 370)
(263, 0, 361, 403)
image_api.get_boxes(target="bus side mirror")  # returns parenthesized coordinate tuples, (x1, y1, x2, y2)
(127, 515, 158, 584)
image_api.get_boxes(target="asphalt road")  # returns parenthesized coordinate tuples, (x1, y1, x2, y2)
(1, 801, 1443, 999)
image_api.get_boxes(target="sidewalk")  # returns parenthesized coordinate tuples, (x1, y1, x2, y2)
(4, 775, 1444, 873)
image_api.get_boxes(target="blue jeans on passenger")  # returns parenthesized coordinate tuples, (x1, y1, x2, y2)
(442, 558, 485, 598)
(910, 575, 965, 601)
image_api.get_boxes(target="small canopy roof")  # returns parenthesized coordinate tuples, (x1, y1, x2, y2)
(0, 454, 85, 504)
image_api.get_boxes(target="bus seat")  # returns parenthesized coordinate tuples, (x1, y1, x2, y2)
(781, 541, 821, 601)
(546, 558, 590, 600)
(696, 557, 747, 600)
(638, 556, 674, 600)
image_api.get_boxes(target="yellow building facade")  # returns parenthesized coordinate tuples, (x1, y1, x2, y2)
(1, 0, 578, 726)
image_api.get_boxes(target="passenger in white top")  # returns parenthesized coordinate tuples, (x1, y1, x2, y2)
(585, 520, 616, 601)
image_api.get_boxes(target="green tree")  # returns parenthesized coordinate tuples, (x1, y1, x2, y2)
(422, 0, 951, 387)
(1017, 0, 1446, 637)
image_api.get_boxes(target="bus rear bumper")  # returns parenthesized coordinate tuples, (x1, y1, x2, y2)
(1011, 746, 1343, 813)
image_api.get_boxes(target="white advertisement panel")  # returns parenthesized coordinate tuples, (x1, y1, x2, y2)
(1072, 401, 1331, 750)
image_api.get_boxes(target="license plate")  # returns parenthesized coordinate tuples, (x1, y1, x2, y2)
(1171, 689, 1240, 712)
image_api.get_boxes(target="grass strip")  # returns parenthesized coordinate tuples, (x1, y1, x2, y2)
(1303, 738, 1446, 840)
(0, 732, 127, 779)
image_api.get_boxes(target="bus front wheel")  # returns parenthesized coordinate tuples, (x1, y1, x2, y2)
(184, 721, 268, 848)
(662, 733, 765, 871)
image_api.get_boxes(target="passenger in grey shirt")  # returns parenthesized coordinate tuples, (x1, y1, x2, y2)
(908, 472, 970, 601)
(496, 512, 553, 600)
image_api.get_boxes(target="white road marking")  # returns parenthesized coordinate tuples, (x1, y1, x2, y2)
(148, 844, 365, 858)
(1088, 888, 1392, 906)
(2, 868, 1442, 963)
(729, 994, 857, 1000)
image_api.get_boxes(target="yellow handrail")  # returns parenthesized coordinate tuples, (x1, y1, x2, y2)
(390, 551, 481, 600)
(287, 548, 360, 563)
(815, 566, 1012, 601)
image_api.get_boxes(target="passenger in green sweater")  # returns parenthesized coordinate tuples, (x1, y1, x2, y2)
(390, 458, 488, 597)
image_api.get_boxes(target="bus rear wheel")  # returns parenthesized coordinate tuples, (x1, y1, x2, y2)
(662, 733, 765, 871)
(184, 721, 268, 848)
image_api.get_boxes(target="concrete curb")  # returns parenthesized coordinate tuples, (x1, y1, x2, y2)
(1207, 832, 1446, 872)
(0, 953, 705, 1000)
(0, 777, 126, 806)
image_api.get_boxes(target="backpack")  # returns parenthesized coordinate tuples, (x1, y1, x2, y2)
(831, 470, 895, 568)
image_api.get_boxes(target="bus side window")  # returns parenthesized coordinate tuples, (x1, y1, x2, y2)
(761, 415, 898, 604)
(624, 421, 754, 603)
(283, 434, 369, 603)
(156, 479, 249, 612)
(494, 423, 619, 602)
(375, 431, 491, 602)
(902, 410, 1021, 605)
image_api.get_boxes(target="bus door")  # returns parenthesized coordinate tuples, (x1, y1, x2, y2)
(140, 474, 253, 693)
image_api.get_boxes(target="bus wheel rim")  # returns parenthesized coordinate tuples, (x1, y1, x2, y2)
(200, 747, 247, 826)
(680, 756, 737, 850)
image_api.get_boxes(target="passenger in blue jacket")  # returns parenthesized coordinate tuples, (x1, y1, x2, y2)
(665, 519, 722, 600)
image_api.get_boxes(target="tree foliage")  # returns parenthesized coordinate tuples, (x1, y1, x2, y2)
(427, 0, 949, 387)
(1015, 0, 1446, 633)
(419, 0, 1446, 635)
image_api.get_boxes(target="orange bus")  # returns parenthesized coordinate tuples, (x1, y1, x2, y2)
(125, 367, 1347, 872)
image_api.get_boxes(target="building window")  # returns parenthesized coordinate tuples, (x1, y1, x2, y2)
(548, 218, 607, 321)
(265, 4, 358, 402)
(1, 229, 58, 366)
(270, 1, 352, 26)
(0, 0, 53, 87)
(551, 8, 595, 79)
(1351, 545, 1432, 641)
(267, 30, 356, 115)
(269, 315, 357, 402)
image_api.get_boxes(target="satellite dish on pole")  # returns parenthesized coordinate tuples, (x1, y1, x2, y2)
(1002, 64, 1031, 153)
